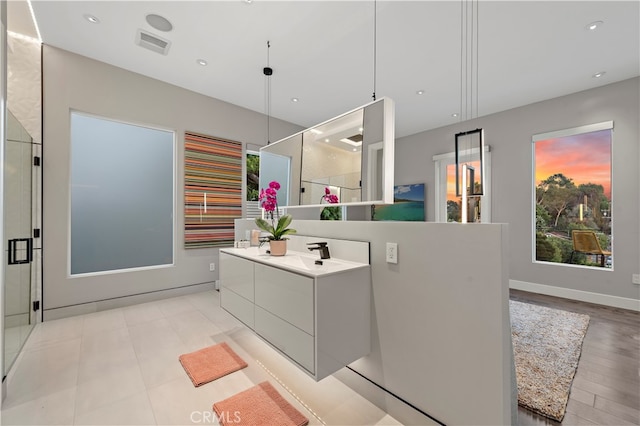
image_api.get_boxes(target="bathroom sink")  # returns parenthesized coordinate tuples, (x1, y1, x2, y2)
(221, 247, 367, 277)
(268, 254, 328, 270)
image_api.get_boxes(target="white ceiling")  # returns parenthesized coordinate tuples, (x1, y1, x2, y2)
(11, 1, 640, 138)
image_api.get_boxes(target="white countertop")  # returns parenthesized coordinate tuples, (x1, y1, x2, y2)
(220, 246, 370, 278)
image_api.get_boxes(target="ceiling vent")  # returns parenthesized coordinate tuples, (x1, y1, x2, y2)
(135, 29, 171, 55)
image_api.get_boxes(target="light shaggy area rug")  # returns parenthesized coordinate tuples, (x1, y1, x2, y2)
(510, 300, 590, 422)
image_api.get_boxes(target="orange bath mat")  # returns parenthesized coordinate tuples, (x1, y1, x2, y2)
(213, 381, 309, 426)
(179, 342, 248, 387)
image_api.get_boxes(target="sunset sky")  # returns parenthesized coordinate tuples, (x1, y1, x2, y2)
(535, 129, 611, 199)
(444, 129, 611, 202)
(446, 161, 481, 202)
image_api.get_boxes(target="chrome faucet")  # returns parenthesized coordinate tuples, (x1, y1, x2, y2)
(307, 242, 330, 259)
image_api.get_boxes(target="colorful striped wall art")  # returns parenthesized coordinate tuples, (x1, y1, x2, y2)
(184, 132, 242, 248)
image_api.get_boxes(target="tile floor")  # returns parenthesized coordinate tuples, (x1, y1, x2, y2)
(4, 323, 34, 375)
(1, 290, 403, 425)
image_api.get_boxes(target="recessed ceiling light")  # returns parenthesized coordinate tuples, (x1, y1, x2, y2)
(592, 71, 606, 78)
(291, 97, 299, 103)
(586, 20, 603, 31)
(83, 14, 100, 24)
(324, 139, 330, 143)
(146, 14, 173, 32)
(196, 59, 208, 66)
(244, 0, 253, 4)
(416, 90, 425, 95)
(352, 148, 357, 152)
(452, 113, 459, 118)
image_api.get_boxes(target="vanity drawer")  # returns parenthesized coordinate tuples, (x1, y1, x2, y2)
(255, 306, 314, 374)
(220, 253, 254, 301)
(254, 263, 314, 335)
(220, 287, 254, 329)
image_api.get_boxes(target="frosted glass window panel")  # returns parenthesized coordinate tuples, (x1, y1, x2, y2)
(70, 113, 174, 275)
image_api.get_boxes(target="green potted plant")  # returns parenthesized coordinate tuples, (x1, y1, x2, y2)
(255, 181, 296, 255)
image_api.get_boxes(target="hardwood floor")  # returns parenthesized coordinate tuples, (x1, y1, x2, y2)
(510, 290, 640, 425)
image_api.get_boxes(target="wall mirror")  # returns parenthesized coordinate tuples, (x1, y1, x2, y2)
(259, 97, 395, 208)
(259, 133, 302, 207)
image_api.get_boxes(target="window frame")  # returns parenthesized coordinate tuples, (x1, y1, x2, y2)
(433, 146, 491, 223)
(531, 120, 613, 269)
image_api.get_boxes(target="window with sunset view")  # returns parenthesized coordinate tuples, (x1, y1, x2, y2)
(533, 122, 613, 268)
(433, 147, 491, 223)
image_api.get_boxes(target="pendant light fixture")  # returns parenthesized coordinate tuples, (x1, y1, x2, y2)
(264, 40, 273, 145)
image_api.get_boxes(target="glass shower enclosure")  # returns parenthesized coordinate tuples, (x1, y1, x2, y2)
(3, 110, 38, 376)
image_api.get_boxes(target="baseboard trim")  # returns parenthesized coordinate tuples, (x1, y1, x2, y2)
(43, 282, 216, 321)
(510, 280, 640, 312)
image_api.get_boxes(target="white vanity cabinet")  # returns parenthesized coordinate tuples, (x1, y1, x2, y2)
(219, 253, 255, 328)
(254, 264, 314, 334)
(219, 247, 371, 381)
(254, 264, 315, 373)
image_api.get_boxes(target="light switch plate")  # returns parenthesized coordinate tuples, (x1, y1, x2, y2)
(633, 274, 640, 285)
(386, 242, 398, 264)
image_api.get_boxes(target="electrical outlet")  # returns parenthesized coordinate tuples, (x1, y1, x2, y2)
(633, 274, 640, 285)
(386, 242, 398, 264)
(209, 263, 215, 272)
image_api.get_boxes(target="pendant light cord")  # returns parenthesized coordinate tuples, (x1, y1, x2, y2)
(469, 0, 473, 120)
(460, 0, 479, 121)
(372, 0, 377, 101)
(265, 40, 272, 144)
(475, 0, 479, 119)
(460, 0, 464, 122)
(467, 0, 473, 120)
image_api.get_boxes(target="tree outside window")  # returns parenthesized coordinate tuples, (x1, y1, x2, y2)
(247, 152, 260, 201)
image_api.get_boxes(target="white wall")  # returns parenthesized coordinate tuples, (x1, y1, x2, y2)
(41, 46, 302, 314)
(235, 218, 515, 425)
(396, 77, 640, 303)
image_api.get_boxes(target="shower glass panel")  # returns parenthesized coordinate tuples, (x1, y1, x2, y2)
(3, 111, 37, 375)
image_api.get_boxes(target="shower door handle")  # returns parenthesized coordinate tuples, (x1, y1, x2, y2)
(8, 238, 33, 265)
